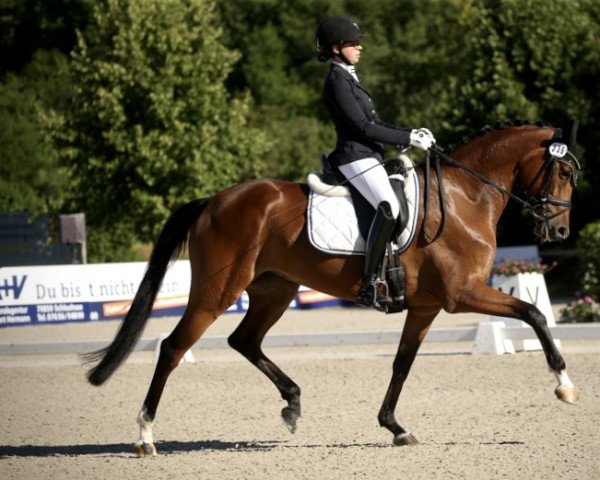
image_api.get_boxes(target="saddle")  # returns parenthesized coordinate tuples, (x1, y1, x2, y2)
(306, 153, 420, 313)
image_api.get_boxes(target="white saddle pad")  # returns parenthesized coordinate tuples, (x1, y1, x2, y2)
(306, 157, 420, 256)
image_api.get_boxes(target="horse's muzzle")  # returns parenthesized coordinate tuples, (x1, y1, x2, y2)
(534, 221, 569, 243)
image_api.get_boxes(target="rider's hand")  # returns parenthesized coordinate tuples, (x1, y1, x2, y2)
(409, 128, 436, 151)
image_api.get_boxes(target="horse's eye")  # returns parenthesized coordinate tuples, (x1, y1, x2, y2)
(559, 167, 571, 180)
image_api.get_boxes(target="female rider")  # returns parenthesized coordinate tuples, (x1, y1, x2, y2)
(316, 16, 436, 308)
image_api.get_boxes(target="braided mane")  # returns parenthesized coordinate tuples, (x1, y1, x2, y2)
(445, 119, 548, 154)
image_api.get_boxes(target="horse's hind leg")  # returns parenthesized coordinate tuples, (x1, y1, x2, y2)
(134, 301, 222, 457)
(227, 274, 302, 433)
(378, 306, 440, 446)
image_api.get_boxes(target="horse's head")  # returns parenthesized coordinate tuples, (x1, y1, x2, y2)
(517, 121, 581, 243)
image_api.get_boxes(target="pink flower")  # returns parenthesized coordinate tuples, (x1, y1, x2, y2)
(491, 257, 554, 276)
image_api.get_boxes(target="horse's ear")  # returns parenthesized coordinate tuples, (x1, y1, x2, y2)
(569, 118, 579, 155)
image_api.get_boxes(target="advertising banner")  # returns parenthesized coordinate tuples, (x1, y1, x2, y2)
(0, 261, 193, 327)
(0, 261, 344, 327)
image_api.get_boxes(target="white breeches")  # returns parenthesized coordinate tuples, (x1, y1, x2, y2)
(338, 157, 400, 218)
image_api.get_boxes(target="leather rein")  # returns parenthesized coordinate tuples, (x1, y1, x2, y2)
(417, 142, 581, 244)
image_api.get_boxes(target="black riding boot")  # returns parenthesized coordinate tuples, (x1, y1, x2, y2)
(356, 201, 397, 308)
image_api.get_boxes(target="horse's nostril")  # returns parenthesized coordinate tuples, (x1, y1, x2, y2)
(555, 226, 569, 240)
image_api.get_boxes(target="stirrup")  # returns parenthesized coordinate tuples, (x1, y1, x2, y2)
(356, 278, 392, 308)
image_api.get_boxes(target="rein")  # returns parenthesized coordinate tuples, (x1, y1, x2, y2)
(430, 146, 534, 210)
(421, 150, 446, 243)
(427, 144, 579, 230)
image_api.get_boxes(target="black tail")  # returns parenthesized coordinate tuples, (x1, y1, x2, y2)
(84, 198, 208, 386)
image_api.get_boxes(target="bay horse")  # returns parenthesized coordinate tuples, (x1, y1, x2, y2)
(85, 120, 581, 456)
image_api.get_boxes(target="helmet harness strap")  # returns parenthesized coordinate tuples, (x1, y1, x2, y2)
(336, 41, 353, 66)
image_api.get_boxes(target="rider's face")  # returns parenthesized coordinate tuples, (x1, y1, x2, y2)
(334, 42, 362, 64)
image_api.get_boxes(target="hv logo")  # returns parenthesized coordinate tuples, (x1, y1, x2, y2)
(0, 275, 27, 300)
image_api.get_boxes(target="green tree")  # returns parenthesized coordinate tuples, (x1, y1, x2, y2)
(442, 0, 600, 244)
(218, 0, 345, 181)
(574, 0, 600, 232)
(53, 0, 271, 261)
(0, 49, 70, 214)
(445, 0, 598, 136)
(0, 0, 94, 77)
(577, 220, 600, 300)
(349, 0, 466, 144)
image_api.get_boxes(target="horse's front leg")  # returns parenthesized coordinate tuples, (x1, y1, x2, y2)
(456, 282, 578, 403)
(378, 306, 440, 446)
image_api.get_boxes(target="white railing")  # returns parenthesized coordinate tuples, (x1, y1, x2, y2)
(1, 323, 599, 359)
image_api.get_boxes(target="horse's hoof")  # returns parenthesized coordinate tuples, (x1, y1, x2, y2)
(281, 406, 300, 434)
(393, 432, 419, 446)
(133, 441, 157, 457)
(555, 384, 579, 404)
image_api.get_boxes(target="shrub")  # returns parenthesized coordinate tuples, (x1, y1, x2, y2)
(577, 221, 600, 301)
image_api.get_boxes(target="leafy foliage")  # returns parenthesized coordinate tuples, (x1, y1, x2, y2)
(0, 0, 94, 77)
(446, 0, 599, 136)
(52, 0, 271, 259)
(577, 220, 600, 301)
(0, 49, 70, 214)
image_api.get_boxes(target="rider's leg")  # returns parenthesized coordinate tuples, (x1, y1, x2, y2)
(338, 157, 401, 219)
(358, 201, 396, 306)
(338, 158, 401, 307)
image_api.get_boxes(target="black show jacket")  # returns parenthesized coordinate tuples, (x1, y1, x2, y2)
(322, 63, 412, 167)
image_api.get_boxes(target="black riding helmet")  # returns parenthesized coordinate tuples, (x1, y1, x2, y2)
(316, 16, 367, 62)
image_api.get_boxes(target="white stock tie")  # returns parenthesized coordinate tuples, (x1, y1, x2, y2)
(347, 66, 359, 83)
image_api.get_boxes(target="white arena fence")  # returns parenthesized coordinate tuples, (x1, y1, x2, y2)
(1, 323, 599, 360)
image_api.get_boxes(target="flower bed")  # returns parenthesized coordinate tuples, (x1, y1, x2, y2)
(491, 258, 555, 276)
(559, 295, 600, 323)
